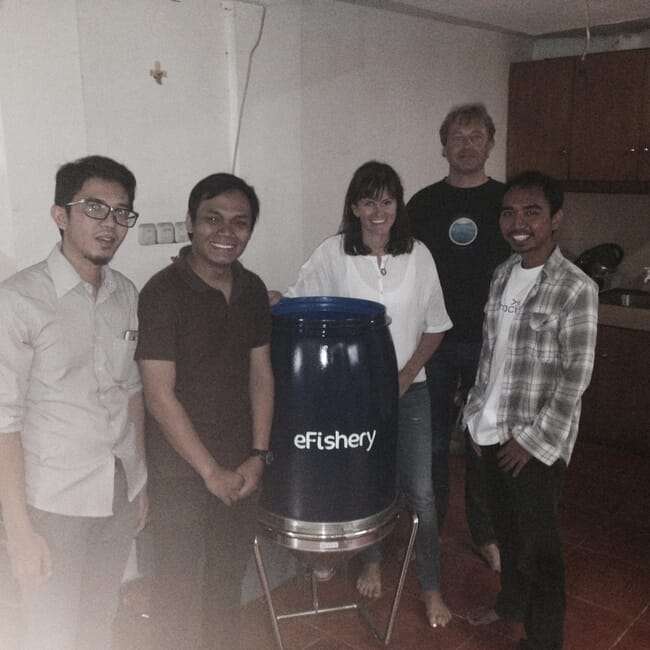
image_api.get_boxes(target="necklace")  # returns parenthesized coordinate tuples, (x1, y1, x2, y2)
(370, 247, 388, 276)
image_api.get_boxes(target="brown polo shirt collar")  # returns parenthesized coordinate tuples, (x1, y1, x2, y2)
(174, 244, 247, 302)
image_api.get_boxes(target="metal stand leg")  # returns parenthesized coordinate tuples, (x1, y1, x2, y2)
(358, 510, 419, 646)
(252, 536, 285, 650)
(253, 510, 419, 648)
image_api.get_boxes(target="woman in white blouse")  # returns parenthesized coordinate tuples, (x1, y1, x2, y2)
(277, 161, 453, 628)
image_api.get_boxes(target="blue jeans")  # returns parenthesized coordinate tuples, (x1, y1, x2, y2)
(364, 381, 440, 591)
(426, 336, 495, 546)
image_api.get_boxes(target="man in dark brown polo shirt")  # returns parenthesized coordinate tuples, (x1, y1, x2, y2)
(136, 173, 274, 649)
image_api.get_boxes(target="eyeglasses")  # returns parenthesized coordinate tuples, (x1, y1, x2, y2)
(65, 198, 139, 228)
(448, 133, 487, 147)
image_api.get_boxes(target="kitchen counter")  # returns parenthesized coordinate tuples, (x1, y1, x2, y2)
(598, 303, 650, 332)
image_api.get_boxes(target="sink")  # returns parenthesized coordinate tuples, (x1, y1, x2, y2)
(599, 288, 650, 310)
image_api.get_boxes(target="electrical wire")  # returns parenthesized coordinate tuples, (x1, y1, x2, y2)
(231, 4, 266, 174)
(580, 0, 591, 61)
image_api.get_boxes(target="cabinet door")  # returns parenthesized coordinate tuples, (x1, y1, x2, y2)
(639, 52, 650, 181)
(581, 325, 650, 453)
(570, 50, 645, 181)
(507, 58, 575, 179)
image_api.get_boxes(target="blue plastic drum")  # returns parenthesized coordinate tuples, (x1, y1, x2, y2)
(259, 296, 399, 525)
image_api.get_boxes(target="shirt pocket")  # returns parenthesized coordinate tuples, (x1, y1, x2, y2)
(528, 312, 560, 362)
(112, 338, 138, 383)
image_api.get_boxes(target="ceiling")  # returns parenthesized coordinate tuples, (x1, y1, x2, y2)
(338, 0, 650, 37)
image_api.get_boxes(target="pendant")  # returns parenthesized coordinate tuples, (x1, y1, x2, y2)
(380, 267, 387, 276)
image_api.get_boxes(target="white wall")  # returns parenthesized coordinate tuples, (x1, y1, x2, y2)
(75, 0, 237, 289)
(0, 0, 86, 279)
(0, 0, 527, 290)
(0, 106, 15, 280)
(233, 1, 304, 292)
(298, 1, 524, 260)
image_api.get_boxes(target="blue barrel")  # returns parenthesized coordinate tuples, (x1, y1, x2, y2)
(260, 297, 399, 524)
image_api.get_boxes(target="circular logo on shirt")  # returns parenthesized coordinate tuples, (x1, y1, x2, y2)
(448, 216, 478, 246)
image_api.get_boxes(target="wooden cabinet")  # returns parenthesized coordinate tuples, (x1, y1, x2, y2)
(640, 56, 650, 181)
(507, 48, 650, 188)
(507, 57, 575, 179)
(579, 325, 650, 454)
(571, 50, 647, 181)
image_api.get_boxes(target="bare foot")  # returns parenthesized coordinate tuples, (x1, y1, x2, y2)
(356, 562, 381, 599)
(467, 605, 500, 626)
(423, 590, 452, 628)
(477, 543, 501, 572)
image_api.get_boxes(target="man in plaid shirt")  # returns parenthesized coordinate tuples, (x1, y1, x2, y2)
(463, 171, 598, 649)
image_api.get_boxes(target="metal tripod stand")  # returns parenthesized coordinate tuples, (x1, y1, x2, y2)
(253, 509, 419, 649)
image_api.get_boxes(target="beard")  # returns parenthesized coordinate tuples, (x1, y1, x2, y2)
(85, 252, 113, 266)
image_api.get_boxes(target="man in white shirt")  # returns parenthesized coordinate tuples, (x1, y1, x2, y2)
(0, 156, 147, 650)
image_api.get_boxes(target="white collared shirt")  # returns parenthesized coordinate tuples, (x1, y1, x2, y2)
(286, 236, 452, 382)
(0, 245, 146, 516)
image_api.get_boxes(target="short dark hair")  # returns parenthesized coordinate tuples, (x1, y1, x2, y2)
(439, 103, 496, 146)
(504, 170, 564, 215)
(54, 155, 136, 208)
(187, 173, 260, 229)
(338, 161, 413, 256)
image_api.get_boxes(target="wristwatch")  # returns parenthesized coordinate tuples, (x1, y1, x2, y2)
(250, 448, 274, 465)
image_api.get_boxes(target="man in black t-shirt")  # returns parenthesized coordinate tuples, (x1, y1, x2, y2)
(408, 103, 510, 571)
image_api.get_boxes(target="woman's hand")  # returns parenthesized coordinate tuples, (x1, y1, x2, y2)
(398, 369, 415, 398)
(268, 290, 283, 306)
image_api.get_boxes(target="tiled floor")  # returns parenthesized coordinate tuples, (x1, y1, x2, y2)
(2, 441, 650, 649)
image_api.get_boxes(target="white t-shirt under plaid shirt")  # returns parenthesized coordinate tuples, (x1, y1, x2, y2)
(467, 261, 542, 445)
